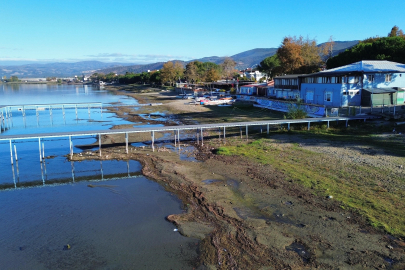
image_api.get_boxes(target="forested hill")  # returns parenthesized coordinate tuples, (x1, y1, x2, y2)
(327, 37, 405, 68)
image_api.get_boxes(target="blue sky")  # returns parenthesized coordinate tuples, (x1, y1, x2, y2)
(1, 0, 404, 65)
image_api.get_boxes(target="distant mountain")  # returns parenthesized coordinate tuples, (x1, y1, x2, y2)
(0, 41, 359, 78)
(93, 61, 186, 76)
(0, 61, 133, 78)
(95, 41, 359, 75)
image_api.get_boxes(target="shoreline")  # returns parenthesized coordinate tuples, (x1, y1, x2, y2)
(76, 84, 405, 269)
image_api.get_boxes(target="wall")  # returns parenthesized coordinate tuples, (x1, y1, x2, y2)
(301, 82, 361, 107)
(236, 95, 326, 116)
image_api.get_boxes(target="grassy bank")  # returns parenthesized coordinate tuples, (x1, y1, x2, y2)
(216, 129, 405, 237)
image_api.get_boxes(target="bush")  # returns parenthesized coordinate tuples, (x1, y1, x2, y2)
(286, 99, 307, 119)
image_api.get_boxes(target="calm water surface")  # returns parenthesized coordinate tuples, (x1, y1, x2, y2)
(0, 84, 199, 269)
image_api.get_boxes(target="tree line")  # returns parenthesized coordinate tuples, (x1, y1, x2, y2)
(92, 58, 239, 86)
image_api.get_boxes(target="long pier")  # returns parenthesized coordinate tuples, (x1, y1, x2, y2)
(0, 116, 375, 163)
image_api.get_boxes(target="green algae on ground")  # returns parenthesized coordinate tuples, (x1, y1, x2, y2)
(216, 137, 405, 237)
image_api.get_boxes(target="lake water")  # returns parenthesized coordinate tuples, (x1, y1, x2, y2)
(0, 84, 199, 269)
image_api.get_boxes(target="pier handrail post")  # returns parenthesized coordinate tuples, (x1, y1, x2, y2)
(99, 134, 101, 157)
(14, 144, 18, 162)
(201, 128, 204, 146)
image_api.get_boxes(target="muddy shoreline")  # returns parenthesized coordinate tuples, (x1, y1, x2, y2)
(74, 85, 405, 269)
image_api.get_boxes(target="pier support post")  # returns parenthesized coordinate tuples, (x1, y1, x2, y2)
(288, 123, 290, 131)
(125, 133, 128, 154)
(223, 126, 226, 139)
(177, 130, 180, 144)
(394, 105, 396, 116)
(201, 128, 204, 146)
(75, 105, 78, 119)
(39, 138, 42, 162)
(151, 131, 155, 152)
(307, 122, 310, 131)
(98, 134, 101, 157)
(327, 121, 330, 129)
(9, 140, 13, 165)
(196, 129, 199, 144)
(267, 124, 269, 134)
(346, 119, 348, 127)
(246, 125, 248, 141)
(69, 136, 73, 159)
(42, 143, 45, 160)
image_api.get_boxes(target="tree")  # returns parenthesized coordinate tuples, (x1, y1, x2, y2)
(184, 61, 198, 83)
(220, 57, 236, 80)
(150, 71, 161, 85)
(173, 61, 184, 82)
(257, 54, 281, 79)
(205, 68, 220, 82)
(388, 25, 405, 38)
(10, 76, 19, 82)
(160, 61, 184, 86)
(160, 61, 175, 85)
(277, 35, 322, 74)
(320, 36, 335, 61)
(277, 36, 304, 73)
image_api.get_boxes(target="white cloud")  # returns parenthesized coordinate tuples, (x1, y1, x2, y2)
(84, 53, 194, 63)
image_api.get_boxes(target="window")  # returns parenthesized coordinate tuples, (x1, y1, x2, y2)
(322, 77, 331, 83)
(368, 75, 374, 82)
(342, 76, 347, 84)
(385, 74, 392, 82)
(324, 92, 332, 102)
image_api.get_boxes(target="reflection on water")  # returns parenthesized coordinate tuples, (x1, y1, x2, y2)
(0, 84, 199, 269)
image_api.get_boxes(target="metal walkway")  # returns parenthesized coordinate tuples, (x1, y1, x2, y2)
(0, 116, 372, 141)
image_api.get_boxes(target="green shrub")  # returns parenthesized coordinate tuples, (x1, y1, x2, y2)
(286, 99, 307, 119)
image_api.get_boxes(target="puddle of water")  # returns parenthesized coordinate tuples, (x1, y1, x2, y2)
(226, 179, 240, 188)
(202, 179, 221, 185)
(286, 242, 311, 263)
(163, 143, 199, 162)
(138, 112, 168, 122)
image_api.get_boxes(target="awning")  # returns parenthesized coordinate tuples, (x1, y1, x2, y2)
(362, 88, 397, 94)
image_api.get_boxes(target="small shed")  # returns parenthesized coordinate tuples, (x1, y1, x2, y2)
(361, 88, 398, 106)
